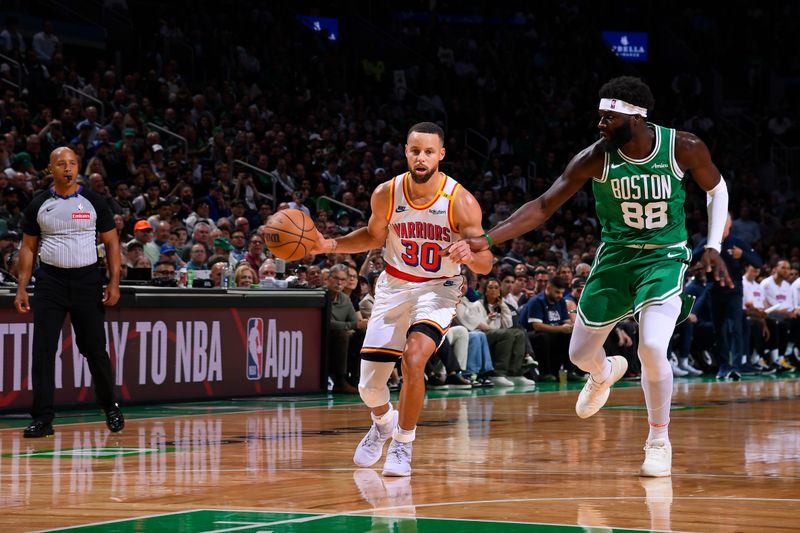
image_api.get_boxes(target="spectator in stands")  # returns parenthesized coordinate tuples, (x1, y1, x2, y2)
(742, 264, 772, 372)
(327, 264, 366, 394)
(693, 214, 763, 378)
(519, 275, 581, 381)
(32, 20, 60, 65)
(234, 263, 258, 288)
(730, 206, 761, 246)
(243, 234, 265, 271)
(760, 260, 798, 371)
(185, 243, 208, 271)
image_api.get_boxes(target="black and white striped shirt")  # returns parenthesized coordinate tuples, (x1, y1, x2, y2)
(21, 187, 115, 268)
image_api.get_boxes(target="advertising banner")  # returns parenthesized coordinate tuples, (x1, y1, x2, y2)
(0, 305, 323, 411)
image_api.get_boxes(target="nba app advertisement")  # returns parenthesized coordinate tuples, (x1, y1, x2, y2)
(0, 307, 324, 410)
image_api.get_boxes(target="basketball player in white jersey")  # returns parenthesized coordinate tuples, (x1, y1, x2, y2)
(311, 122, 492, 476)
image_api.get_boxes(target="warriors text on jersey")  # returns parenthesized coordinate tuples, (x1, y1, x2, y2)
(383, 172, 462, 280)
(593, 124, 687, 246)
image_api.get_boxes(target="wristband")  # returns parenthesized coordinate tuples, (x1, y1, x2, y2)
(330, 239, 337, 253)
(483, 232, 493, 248)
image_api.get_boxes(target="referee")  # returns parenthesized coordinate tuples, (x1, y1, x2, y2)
(15, 147, 124, 438)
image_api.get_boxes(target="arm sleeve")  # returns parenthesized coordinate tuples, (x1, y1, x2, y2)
(705, 177, 728, 252)
(21, 201, 42, 236)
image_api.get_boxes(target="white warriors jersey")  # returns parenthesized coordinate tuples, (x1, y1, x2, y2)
(383, 172, 462, 281)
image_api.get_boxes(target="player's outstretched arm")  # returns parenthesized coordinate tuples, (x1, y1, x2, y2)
(444, 189, 493, 274)
(676, 131, 733, 288)
(462, 147, 599, 253)
(310, 181, 391, 255)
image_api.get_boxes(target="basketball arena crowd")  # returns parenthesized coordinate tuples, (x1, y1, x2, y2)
(1, 3, 799, 393)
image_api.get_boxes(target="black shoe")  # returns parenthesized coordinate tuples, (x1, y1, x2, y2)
(104, 403, 125, 433)
(24, 420, 54, 438)
(445, 373, 473, 389)
(567, 371, 587, 382)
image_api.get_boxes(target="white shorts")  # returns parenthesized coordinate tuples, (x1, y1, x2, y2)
(361, 271, 463, 361)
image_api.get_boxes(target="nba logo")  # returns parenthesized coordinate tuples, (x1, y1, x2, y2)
(246, 318, 264, 380)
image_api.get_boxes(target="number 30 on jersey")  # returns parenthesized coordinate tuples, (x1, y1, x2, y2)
(400, 239, 442, 272)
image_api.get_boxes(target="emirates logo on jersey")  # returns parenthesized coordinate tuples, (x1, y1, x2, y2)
(72, 212, 91, 220)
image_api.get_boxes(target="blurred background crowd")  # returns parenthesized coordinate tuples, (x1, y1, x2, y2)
(1, 1, 799, 391)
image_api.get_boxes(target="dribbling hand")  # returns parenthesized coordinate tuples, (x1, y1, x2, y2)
(14, 288, 30, 313)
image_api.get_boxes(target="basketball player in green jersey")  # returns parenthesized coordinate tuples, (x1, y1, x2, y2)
(449, 76, 733, 477)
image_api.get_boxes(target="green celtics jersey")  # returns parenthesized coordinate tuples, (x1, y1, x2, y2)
(593, 124, 688, 246)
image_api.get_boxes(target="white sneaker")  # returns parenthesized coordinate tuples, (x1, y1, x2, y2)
(678, 358, 703, 376)
(669, 357, 688, 377)
(382, 440, 413, 477)
(353, 410, 398, 467)
(489, 375, 515, 387)
(639, 438, 672, 477)
(575, 356, 628, 419)
(507, 375, 536, 387)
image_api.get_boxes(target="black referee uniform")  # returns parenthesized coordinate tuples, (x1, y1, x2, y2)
(21, 185, 122, 434)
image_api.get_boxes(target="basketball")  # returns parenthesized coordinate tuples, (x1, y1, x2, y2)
(264, 209, 318, 261)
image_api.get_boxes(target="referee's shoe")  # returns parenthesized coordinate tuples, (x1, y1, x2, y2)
(105, 403, 125, 433)
(23, 420, 54, 438)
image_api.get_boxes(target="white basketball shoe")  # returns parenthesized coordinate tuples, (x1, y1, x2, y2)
(382, 440, 413, 477)
(575, 356, 628, 419)
(353, 409, 398, 467)
(639, 438, 672, 477)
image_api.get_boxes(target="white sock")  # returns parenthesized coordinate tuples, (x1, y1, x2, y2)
(769, 349, 779, 363)
(648, 421, 669, 442)
(594, 359, 613, 383)
(392, 426, 415, 443)
(371, 405, 394, 426)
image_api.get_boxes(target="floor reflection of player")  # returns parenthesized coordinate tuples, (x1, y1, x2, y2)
(353, 469, 417, 532)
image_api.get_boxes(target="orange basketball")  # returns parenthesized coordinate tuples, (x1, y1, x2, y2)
(264, 209, 318, 261)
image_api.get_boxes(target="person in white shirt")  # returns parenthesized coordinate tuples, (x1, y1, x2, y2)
(32, 20, 61, 64)
(742, 265, 771, 370)
(759, 261, 798, 369)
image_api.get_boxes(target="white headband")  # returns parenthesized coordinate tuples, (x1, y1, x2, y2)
(599, 98, 648, 117)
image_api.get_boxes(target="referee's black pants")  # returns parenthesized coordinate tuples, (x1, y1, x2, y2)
(31, 263, 116, 423)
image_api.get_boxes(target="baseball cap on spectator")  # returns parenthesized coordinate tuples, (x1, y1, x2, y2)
(133, 220, 152, 232)
(375, 167, 386, 176)
(309, 133, 322, 141)
(126, 240, 143, 251)
(168, 195, 181, 205)
(11, 152, 32, 169)
(159, 243, 178, 254)
(213, 237, 234, 251)
(152, 144, 164, 153)
(123, 128, 136, 137)
(167, 160, 178, 168)
(336, 210, 350, 221)
(354, 141, 367, 150)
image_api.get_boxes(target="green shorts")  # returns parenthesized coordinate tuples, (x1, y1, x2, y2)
(577, 242, 695, 329)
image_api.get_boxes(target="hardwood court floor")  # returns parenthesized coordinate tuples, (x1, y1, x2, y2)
(0, 376, 798, 532)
